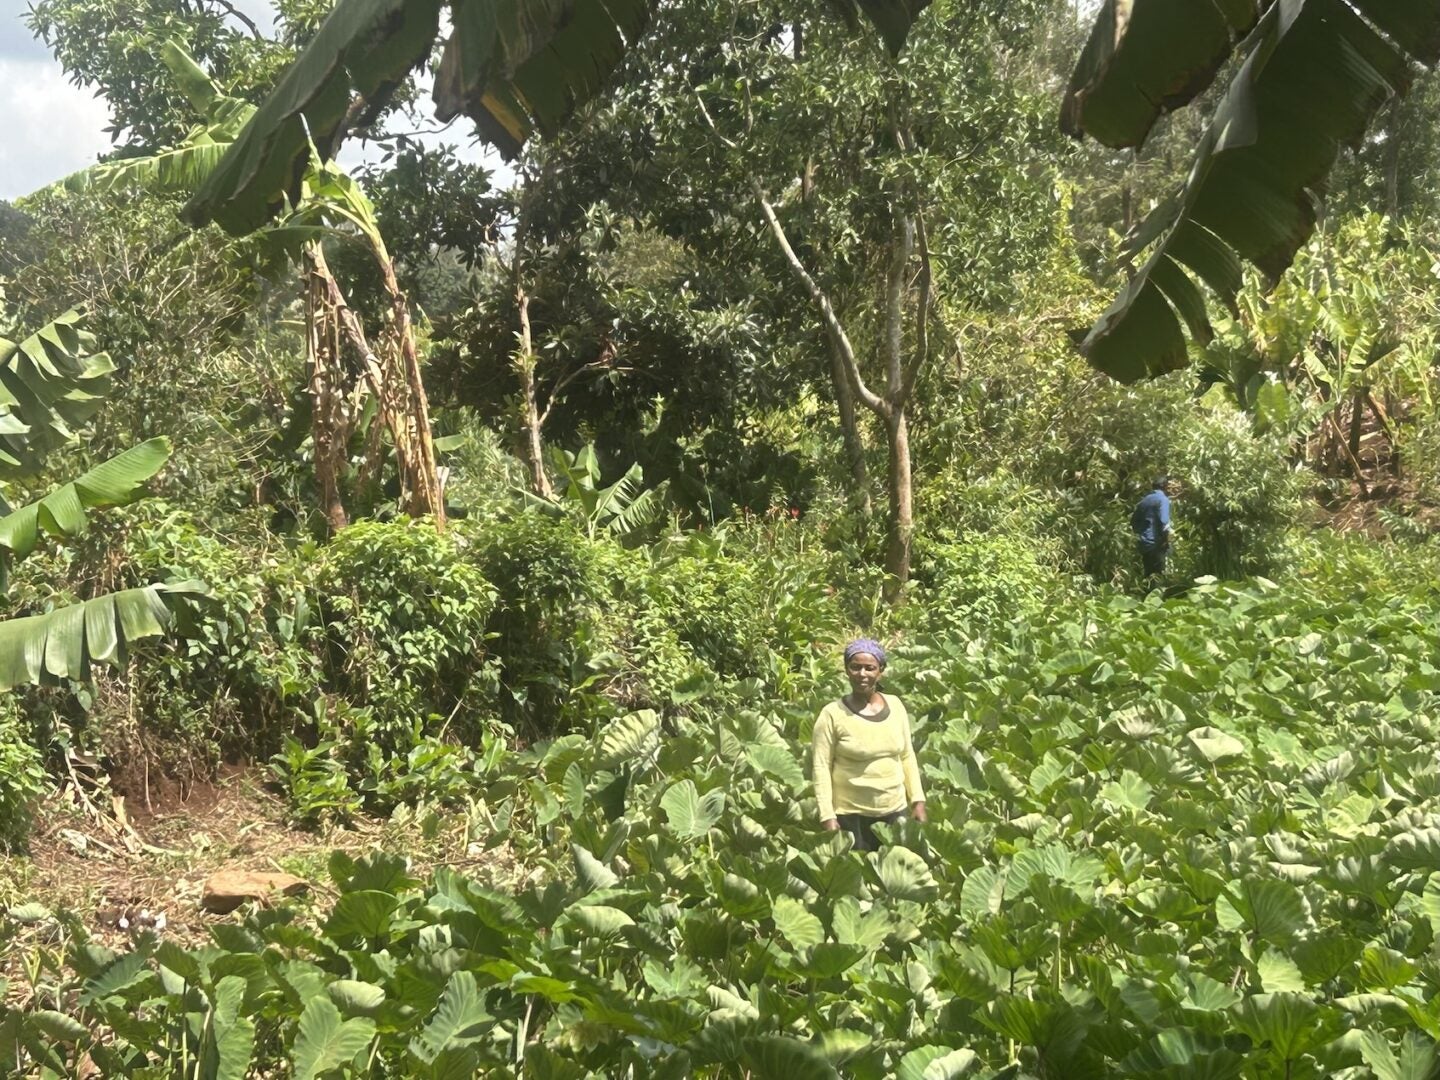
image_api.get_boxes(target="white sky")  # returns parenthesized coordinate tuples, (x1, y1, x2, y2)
(0, 0, 503, 202)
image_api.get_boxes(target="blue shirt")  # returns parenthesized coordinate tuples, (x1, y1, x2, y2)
(1131, 489, 1171, 549)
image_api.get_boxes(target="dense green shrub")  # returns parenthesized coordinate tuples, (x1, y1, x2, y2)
(1165, 405, 1308, 580)
(914, 468, 1056, 543)
(460, 513, 854, 729)
(0, 699, 44, 852)
(464, 512, 607, 734)
(586, 542, 698, 707)
(1402, 412, 1440, 509)
(3, 507, 506, 819)
(100, 504, 314, 778)
(641, 533, 771, 679)
(640, 524, 848, 689)
(311, 519, 498, 747)
(903, 532, 1070, 639)
(268, 729, 365, 828)
(1287, 529, 1440, 604)
(1037, 381, 1307, 583)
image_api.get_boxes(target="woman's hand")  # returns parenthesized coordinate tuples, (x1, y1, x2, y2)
(822, 818, 840, 831)
(911, 801, 927, 823)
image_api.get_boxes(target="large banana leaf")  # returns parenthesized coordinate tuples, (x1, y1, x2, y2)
(0, 312, 116, 476)
(1072, 0, 1440, 382)
(185, 0, 933, 234)
(184, 0, 445, 234)
(432, 0, 655, 157)
(1061, 0, 1270, 148)
(0, 439, 171, 562)
(828, 0, 934, 56)
(58, 43, 250, 197)
(0, 580, 206, 693)
(64, 139, 237, 197)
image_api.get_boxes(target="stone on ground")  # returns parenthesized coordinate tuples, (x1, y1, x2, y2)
(201, 869, 308, 913)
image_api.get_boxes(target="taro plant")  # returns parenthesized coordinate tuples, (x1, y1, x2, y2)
(10, 575, 1440, 1075)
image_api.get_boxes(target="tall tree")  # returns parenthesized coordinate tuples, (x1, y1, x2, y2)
(28, 0, 295, 151)
(596, 0, 1060, 591)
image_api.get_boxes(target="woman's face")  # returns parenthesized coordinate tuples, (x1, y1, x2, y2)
(845, 653, 883, 696)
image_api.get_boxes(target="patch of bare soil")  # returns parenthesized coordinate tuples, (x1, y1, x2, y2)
(1307, 395, 1440, 539)
(1312, 474, 1440, 539)
(2, 767, 520, 1003)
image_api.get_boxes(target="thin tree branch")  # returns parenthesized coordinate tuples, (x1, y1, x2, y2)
(902, 209, 935, 403)
(753, 180, 887, 416)
(691, 87, 884, 417)
(694, 92, 738, 150)
(538, 351, 613, 428)
(884, 208, 913, 404)
(212, 0, 263, 40)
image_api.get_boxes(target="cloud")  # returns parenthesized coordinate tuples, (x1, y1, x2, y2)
(0, 9, 47, 61)
(0, 58, 113, 200)
(0, 10, 510, 204)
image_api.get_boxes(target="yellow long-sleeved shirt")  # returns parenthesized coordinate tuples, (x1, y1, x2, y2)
(811, 694, 925, 822)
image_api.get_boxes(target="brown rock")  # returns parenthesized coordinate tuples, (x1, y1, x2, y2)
(201, 870, 308, 914)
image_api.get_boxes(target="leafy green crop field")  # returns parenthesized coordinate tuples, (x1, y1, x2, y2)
(5, 579, 1440, 1078)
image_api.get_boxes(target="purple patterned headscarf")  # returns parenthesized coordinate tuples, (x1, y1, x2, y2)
(843, 638, 888, 668)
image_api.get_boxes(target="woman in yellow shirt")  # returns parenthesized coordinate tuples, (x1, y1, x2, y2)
(812, 638, 927, 851)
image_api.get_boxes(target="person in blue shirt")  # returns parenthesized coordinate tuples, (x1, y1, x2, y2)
(1132, 475, 1178, 579)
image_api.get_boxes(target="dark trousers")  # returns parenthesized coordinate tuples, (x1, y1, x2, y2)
(836, 809, 906, 852)
(1140, 543, 1167, 577)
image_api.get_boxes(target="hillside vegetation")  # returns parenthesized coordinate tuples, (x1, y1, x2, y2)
(4, 0, 1440, 1076)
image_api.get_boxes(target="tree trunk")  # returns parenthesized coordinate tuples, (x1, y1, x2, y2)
(310, 244, 445, 530)
(1378, 390, 1401, 477)
(1347, 387, 1366, 464)
(1383, 99, 1403, 216)
(374, 249, 446, 529)
(825, 336, 871, 514)
(882, 408, 913, 601)
(515, 286, 553, 499)
(750, 181, 885, 516)
(749, 178, 930, 599)
(304, 242, 349, 534)
(880, 210, 914, 601)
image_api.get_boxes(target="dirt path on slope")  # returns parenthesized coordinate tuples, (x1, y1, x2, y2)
(1, 767, 520, 1002)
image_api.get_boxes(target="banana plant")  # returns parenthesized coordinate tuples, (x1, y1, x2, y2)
(0, 438, 170, 584)
(182, 0, 933, 235)
(0, 308, 201, 691)
(66, 40, 447, 529)
(0, 580, 206, 693)
(520, 444, 667, 541)
(0, 435, 204, 692)
(1198, 215, 1439, 485)
(0, 310, 114, 474)
(1064, 0, 1440, 381)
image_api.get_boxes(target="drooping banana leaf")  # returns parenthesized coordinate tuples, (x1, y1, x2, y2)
(62, 134, 239, 197)
(58, 43, 253, 197)
(185, 0, 446, 235)
(1061, 0, 1271, 149)
(0, 439, 171, 563)
(0, 312, 115, 476)
(433, 0, 655, 157)
(0, 580, 207, 693)
(185, 0, 935, 234)
(1072, 0, 1440, 382)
